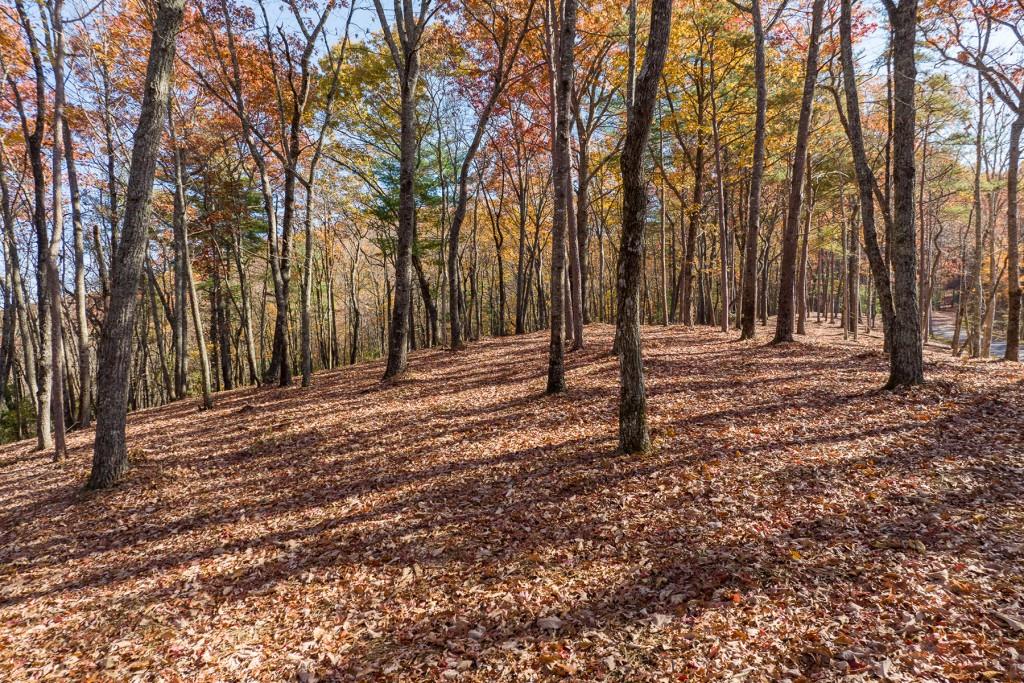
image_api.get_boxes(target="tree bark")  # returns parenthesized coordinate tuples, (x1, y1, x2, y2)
(616, 0, 672, 453)
(709, 59, 729, 333)
(884, 0, 924, 387)
(546, 0, 578, 394)
(64, 123, 92, 427)
(796, 154, 813, 335)
(88, 0, 185, 489)
(740, 0, 769, 340)
(774, 0, 824, 343)
(376, 0, 431, 379)
(1005, 112, 1023, 361)
(838, 0, 896, 353)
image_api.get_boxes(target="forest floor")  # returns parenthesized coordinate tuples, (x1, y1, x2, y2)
(2, 322, 1023, 682)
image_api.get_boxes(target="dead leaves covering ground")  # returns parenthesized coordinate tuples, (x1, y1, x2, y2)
(1, 322, 1023, 682)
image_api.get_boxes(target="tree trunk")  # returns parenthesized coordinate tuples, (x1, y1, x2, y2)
(0, 149, 37, 405)
(546, 0, 578, 394)
(567, 166, 584, 348)
(796, 155, 813, 335)
(885, 0, 924, 387)
(64, 123, 92, 428)
(383, 53, 420, 378)
(968, 71, 985, 357)
(617, 0, 672, 453)
(740, 0, 768, 340)
(1005, 112, 1023, 361)
(301, 181, 316, 386)
(88, 0, 185, 489)
(774, 0, 823, 343)
(576, 136, 593, 326)
(233, 230, 259, 384)
(839, 0, 896, 353)
(682, 132, 703, 326)
(710, 62, 729, 333)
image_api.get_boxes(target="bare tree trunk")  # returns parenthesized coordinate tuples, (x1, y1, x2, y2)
(375, 0, 432, 379)
(301, 181, 316, 386)
(566, 166, 584, 347)
(839, 0, 896, 352)
(546, 0, 577, 394)
(0, 146, 37, 404)
(47, 0, 68, 460)
(885, 0, 924, 387)
(682, 134, 703, 326)
(145, 259, 174, 398)
(710, 61, 729, 333)
(617, 0, 672, 453)
(185, 235, 214, 408)
(848, 198, 859, 337)
(13, 0, 54, 451)
(88, 0, 185, 489)
(658, 119, 668, 327)
(774, 0, 824, 343)
(412, 240, 439, 344)
(232, 230, 259, 384)
(739, 0, 769, 340)
(575, 135, 593, 326)
(64, 123, 92, 427)
(968, 71, 985, 357)
(1005, 112, 1023, 361)
(841, 198, 849, 339)
(796, 155, 814, 335)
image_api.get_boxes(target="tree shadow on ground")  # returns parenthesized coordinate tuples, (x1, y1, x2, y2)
(1, 324, 1022, 681)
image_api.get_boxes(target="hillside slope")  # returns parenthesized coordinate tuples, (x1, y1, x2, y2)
(2, 324, 1023, 681)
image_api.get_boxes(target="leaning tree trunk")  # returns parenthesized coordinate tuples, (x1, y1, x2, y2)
(88, 0, 185, 489)
(774, 0, 824, 343)
(446, 53, 529, 348)
(616, 0, 673, 453)
(839, 0, 895, 351)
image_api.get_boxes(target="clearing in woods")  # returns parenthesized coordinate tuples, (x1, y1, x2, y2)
(1, 324, 1022, 681)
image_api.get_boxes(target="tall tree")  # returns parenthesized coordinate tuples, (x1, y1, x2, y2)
(46, 0, 69, 459)
(835, 0, 896, 359)
(773, 0, 824, 343)
(884, 0, 924, 386)
(11, 0, 58, 453)
(545, 0, 578, 394)
(734, 0, 785, 339)
(64, 123, 92, 427)
(374, 0, 436, 379)
(617, 0, 673, 452)
(88, 0, 186, 489)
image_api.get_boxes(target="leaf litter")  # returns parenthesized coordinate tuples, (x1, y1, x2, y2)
(1, 323, 1022, 681)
